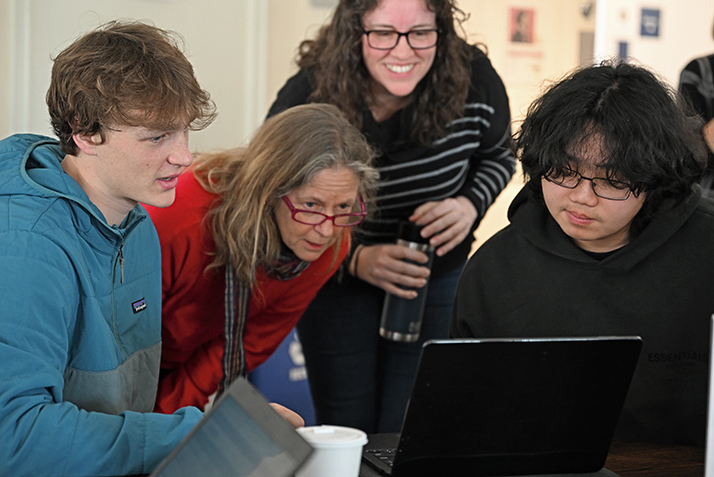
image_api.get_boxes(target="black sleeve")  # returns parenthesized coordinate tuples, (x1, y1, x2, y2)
(457, 49, 517, 225)
(266, 68, 315, 119)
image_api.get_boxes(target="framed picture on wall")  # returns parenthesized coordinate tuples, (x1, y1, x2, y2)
(510, 8, 534, 43)
(640, 8, 661, 38)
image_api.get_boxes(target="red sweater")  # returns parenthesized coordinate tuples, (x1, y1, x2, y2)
(145, 171, 349, 413)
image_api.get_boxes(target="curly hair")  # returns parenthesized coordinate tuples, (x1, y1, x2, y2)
(297, 0, 474, 145)
(46, 21, 216, 155)
(516, 60, 707, 232)
(192, 104, 379, 285)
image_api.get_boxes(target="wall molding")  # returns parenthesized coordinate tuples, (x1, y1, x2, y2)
(9, 0, 31, 134)
(242, 0, 268, 140)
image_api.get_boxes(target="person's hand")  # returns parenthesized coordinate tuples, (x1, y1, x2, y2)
(270, 403, 305, 428)
(410, 196, 478, 257)
(352, 244, 430, 299)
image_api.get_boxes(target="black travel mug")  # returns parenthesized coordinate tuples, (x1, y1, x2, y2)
(379, 221, 435, 342)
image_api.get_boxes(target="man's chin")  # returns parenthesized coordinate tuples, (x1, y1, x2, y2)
(143, 191, 177, 209)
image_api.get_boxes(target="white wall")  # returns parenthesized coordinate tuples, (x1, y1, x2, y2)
(595, 0, 714, 87)
(265, 0, 334, 116)
(1, 0, 265, 153)
(458, 0, 596, 122)
(0, 0, 11, 138)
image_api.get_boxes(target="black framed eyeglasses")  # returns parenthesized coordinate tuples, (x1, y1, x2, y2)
(281, 195, 367, 227)
(544, 168, 633, 201)
(363, 29, 439, 50)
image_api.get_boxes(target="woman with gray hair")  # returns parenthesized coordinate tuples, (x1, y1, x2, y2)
(145, 103, 378, 415)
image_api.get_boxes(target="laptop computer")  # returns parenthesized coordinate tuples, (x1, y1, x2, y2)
(151, 376, 313, 477)
(361, 337, 642, 477)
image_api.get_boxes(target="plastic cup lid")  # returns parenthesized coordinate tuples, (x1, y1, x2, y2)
(297, 425, 368, 449)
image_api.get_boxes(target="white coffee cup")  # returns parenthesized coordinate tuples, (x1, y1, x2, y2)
(296, 425, 368, 477)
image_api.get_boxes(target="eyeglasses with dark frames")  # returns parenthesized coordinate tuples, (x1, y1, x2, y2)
(363, 29, 439, 50)
(281, 195, 367, 227)
(544, 167, 634, 201)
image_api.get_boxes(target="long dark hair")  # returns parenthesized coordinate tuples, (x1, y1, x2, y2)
(297, 0, 475, 145)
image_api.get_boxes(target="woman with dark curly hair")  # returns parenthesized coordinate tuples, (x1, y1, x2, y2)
(268, 0, 516, 433)
(453, 61, 713, 447)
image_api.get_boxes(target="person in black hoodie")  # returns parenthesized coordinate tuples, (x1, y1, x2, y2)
(452, 61, 714, 447)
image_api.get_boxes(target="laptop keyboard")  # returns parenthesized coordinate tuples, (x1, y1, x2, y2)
(363, 448, 396, 475)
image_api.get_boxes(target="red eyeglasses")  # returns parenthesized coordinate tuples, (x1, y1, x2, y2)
(281, 195, 367, 227)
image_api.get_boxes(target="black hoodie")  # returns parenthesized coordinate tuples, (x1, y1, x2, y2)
(452, 183, 714, 446)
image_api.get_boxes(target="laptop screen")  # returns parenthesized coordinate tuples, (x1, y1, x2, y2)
(393, 337, 642, 477)
(151, 377, 313, 477)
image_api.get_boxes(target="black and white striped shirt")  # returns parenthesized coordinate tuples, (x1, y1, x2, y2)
(679, 53, 714, 195)
(269, 47, 516, 275)
(679, 54, 714, 122)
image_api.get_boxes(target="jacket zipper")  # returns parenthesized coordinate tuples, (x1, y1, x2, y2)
(118, 244, 124, 284)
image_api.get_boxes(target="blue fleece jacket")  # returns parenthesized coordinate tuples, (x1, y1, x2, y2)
(0, 134, 203, 476)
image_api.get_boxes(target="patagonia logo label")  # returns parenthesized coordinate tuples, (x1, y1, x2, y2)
(132, 298, 147, 314)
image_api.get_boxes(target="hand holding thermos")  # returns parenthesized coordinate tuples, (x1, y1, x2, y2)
(379, 221, 435, 342)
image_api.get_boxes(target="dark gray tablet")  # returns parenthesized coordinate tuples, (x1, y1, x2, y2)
(151, 377, 313, 477)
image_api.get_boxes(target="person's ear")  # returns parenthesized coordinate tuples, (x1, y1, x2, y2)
(72, 131, 102, 156)
(269, 196, 281, 212)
